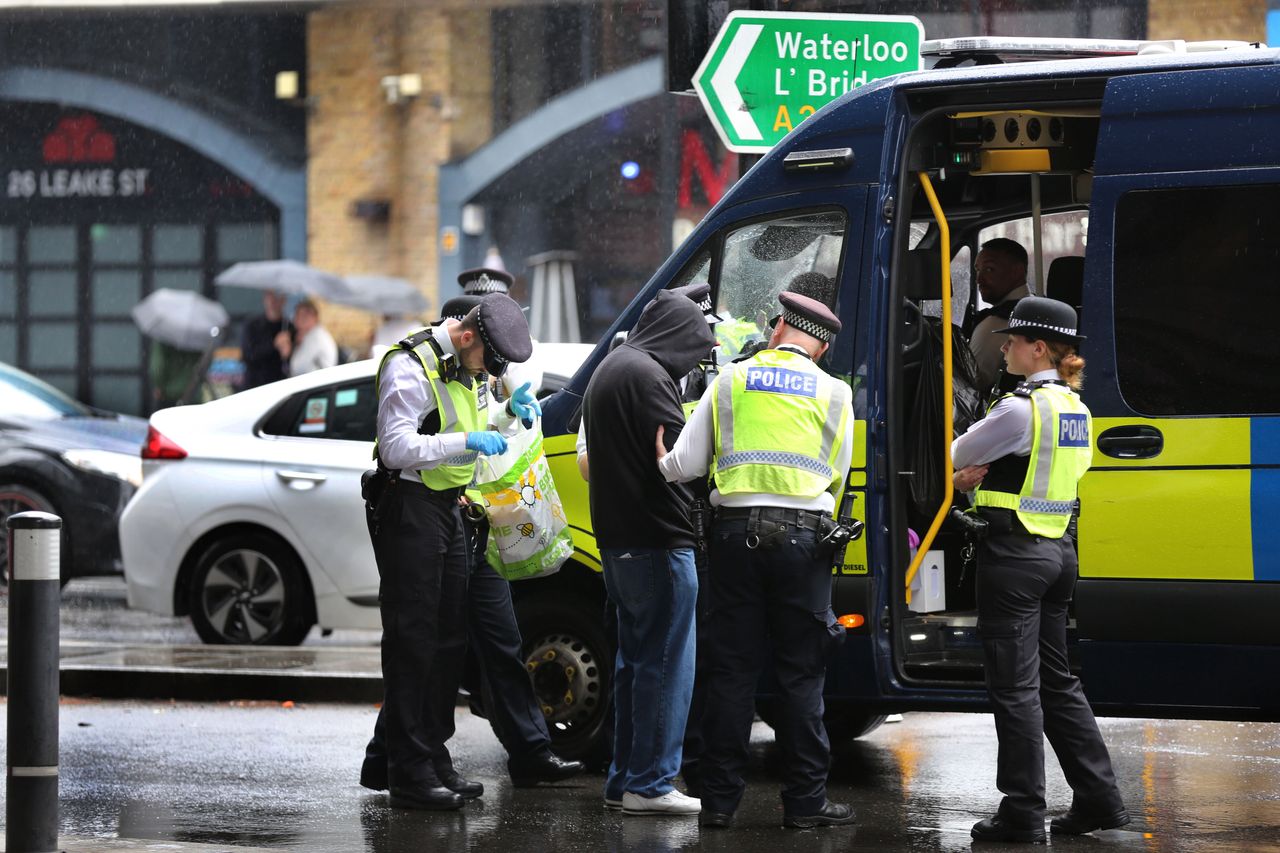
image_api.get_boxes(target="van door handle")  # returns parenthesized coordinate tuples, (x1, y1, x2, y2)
(1096, 426, 1163, 459)
(276, 469, 327, 489)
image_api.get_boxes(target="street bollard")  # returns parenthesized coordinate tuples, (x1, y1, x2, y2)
(6, 511, 62, 853)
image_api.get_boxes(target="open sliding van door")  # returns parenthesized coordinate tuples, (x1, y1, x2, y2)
(1074, 60, 1280, 718)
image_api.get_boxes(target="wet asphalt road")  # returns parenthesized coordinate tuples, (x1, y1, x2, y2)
(1, 700, 1277, 852)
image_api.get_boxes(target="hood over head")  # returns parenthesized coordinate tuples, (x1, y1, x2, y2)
(624, 289, 716, 381)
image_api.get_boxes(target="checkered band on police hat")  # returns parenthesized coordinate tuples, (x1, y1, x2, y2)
(458, 267, 514, 296)
(782, 309, 835, 342)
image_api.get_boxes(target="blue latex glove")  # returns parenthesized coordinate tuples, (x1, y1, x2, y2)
(465, 431, 508, 456)
(509, 381, 542, 425)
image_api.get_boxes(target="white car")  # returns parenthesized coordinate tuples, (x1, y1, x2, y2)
(120, 344, 593, 645)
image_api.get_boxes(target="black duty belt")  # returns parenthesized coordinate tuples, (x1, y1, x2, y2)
(717, 506, 827, 533)
(975, 507, 1030, 537)
(397, 478, 465, 503)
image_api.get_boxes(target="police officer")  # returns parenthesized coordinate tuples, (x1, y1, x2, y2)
(359, 293, 534, 811)
(657, 290, 856, 829)
(433, 294, 586, 789)
(952, 296, 1128, 842)
(459, 266, 513, 296)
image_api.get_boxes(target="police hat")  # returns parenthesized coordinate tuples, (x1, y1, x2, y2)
(437, 294, 483, 322)
(670, 282, 723, 324)
(475, 293, 532, 378)
(458, 267, 513, 296)
(993, 295, 1084, 344)
(777, 291, 841, 342)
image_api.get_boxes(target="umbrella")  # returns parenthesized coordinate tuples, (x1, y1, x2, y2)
(334, 275, 431, 316)
(214, 259, 354, 302)
(131, 289, 230, 352)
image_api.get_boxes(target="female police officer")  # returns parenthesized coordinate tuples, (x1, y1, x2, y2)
(952, 296, 1128, 843)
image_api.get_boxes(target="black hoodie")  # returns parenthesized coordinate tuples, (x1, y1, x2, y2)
(584, 290, 716, 550)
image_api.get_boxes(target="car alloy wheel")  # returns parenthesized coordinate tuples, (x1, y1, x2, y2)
(199, 548, 287, 644)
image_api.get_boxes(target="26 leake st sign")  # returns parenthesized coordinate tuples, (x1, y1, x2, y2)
(7, 167, 151, 198)
(694, 12, 923, 153)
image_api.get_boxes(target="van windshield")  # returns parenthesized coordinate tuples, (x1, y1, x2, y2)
(716, 210, 847, 358)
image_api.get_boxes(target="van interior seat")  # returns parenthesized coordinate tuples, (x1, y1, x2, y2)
(1046, 255, 1085, 320)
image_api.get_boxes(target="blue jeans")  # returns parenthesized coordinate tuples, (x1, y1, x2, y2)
(602, 548, 698, 800)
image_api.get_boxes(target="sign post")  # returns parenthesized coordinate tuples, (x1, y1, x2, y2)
(693, 12, 923, 154)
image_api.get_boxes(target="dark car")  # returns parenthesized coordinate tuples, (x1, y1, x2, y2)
(0, 363, 148, 584)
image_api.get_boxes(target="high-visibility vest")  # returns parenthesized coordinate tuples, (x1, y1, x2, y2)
(973, 382, 1092, 538)
(715, 318, 762, 360)
(710, 348, 851, 501)
(375, 331, 486, 490)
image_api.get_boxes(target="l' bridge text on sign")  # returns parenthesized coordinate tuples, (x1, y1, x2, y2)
(7, 168, 151, 199)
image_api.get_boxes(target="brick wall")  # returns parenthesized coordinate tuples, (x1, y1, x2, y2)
(1148, 0, 1267, 41)
(306, 4, 492, 354)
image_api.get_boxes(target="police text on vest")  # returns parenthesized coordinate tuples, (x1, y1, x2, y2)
(745, 367, 818, 398)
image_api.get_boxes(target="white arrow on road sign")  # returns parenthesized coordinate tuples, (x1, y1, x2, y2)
(709, 22, 764, 142)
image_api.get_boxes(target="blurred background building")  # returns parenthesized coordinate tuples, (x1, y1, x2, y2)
(0, 0, 1264, 413)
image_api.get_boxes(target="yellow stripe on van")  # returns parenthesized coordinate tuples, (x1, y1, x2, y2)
(544, 433, 601, 571)
(1079, 469, 1252, 580)
(1090, 417, 1250, 468)
(1079, 416, 1253, 580)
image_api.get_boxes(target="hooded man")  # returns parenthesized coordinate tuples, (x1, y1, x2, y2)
(582, 288, 716, 816)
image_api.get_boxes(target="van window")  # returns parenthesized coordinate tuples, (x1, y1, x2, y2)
(715, 210, 846, 358)
(1114, 185, 1280, 417)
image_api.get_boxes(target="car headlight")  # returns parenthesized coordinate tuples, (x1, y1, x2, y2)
(61, 449, 143, 488)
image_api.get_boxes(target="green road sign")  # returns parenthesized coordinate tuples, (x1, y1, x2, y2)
(693, 12, 924, 154)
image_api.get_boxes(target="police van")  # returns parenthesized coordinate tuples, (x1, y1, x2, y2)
(507, 37, 1280, 759)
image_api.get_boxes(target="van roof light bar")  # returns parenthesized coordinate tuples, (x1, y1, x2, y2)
(922, 37, 1264, 66)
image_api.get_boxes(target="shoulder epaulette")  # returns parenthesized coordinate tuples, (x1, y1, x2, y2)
(398, 328, 435, 351)
(1011, 380, 1039, 398)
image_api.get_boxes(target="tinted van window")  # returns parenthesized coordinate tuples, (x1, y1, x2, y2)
(1114, 184, 1280, 416)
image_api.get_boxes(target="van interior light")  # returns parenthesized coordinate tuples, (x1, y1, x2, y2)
(783, 147, 854, 172)
(838, 613, 866, 629)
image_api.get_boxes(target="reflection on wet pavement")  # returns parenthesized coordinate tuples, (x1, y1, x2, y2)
(5, 700, 1277, 852)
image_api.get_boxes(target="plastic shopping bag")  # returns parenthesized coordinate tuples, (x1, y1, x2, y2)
(472, 422, 574, 581)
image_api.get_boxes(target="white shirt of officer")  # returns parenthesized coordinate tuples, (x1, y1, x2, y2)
(656, 343, 854, 513)
(376, 322, 520, 482)
(951, 368, 1058, 470)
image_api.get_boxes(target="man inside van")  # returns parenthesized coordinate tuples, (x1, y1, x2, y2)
(968, 238, 1031, 396)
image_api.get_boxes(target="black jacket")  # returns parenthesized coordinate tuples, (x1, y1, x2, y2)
(240, 316, 294, 390)
(584, 290, 716, 550)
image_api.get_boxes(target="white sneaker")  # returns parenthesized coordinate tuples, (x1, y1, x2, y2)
(622, 790, 701, 816)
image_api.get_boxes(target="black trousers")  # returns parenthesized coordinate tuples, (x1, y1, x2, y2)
(699, 517, 841, 816)
(976, 532, 1124, 826)
(363, 482, 470, 789)
(463, 517, 554, 771)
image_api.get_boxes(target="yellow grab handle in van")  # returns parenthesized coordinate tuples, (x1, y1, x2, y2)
(905, 172, 954, 604)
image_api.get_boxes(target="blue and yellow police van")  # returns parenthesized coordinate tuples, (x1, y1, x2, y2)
(505, 37, 1280, 760)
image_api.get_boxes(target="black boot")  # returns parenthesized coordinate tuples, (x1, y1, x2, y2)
(438, 770, 484, 799)
(1051, 805, 1130, 835)
(509, 753, 585, 787)
(970, 816, 1047, 843)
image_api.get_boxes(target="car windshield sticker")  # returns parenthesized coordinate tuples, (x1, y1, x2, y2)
(299, 396, 329, 433)
(334, 388, 359, 408)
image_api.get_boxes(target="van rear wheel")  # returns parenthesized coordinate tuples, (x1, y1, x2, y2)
(515, 593, 613, 765)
